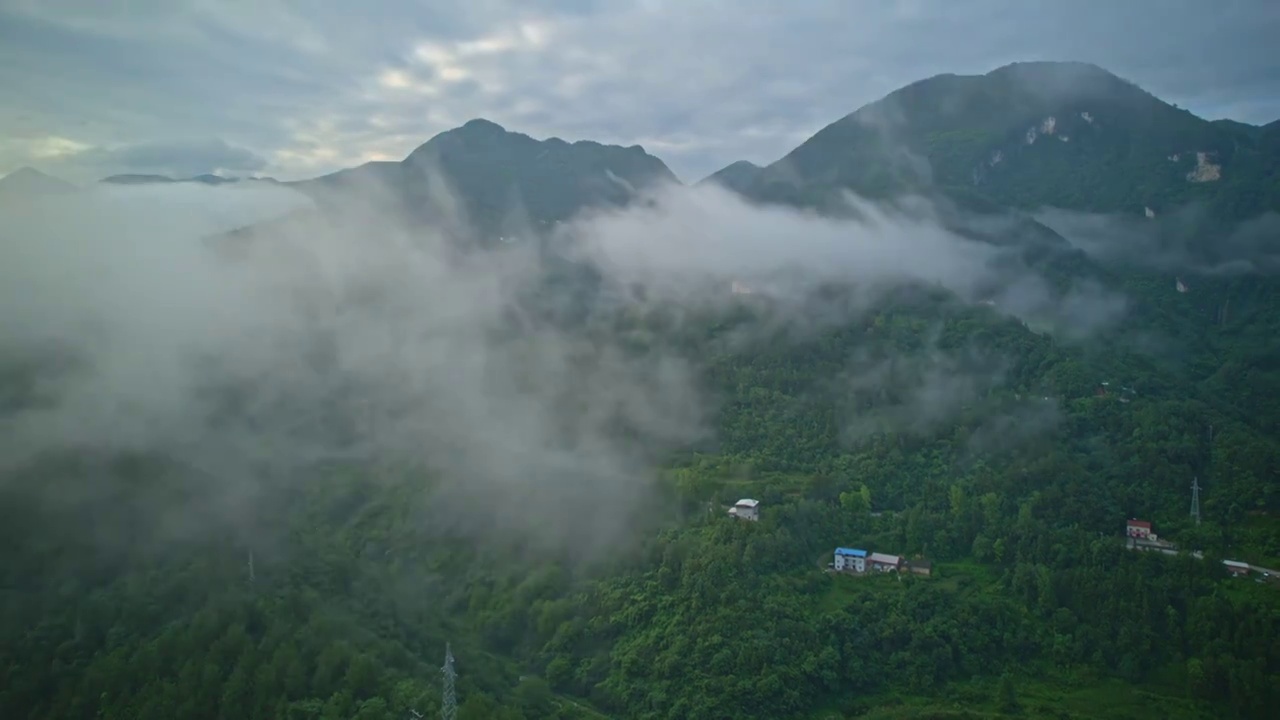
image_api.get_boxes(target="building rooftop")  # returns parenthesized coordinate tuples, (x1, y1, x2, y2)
(909, 559, 932, 570)
(1127, 519, 1152, 529)
(1223, 560, 1250, 569)
(869, 552, 901, 565)
(835, 547, 867, 557)
(734, 498, 759, 508)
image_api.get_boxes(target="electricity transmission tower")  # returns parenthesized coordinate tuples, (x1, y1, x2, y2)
(440, 643, 457, 720)
(1191, 477, 1202, 525)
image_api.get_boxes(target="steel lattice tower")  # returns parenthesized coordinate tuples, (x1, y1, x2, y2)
(440, 643, 457, 720)
(1191, 477, 1202, 525)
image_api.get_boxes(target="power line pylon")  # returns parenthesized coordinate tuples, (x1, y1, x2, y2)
(1191, 477, 1202, 525)
(440, 642, 457, 720)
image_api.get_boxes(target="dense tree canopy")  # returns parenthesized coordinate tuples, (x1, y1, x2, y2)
(4, 270, 1278, 719)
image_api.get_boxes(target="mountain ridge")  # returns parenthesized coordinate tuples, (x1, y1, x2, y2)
(703, 60, 1279, 222)
(697, 159, 762, 191)
(100, 173, 277, 185)
(0, 167, 78, 196)
(288, 118, 678, 243)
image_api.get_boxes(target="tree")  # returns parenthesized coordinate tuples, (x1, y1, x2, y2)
(1186, 658, 1207, 699)
(513, 677, 556, 717)
(997, 672, 1019, 714)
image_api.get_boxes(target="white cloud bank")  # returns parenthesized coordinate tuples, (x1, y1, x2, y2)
(0, 178, 1123, 555)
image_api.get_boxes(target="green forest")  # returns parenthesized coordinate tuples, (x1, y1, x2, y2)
(3, 266, 1279, 720)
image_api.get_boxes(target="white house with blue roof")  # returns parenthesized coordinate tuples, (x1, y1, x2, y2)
(834, 547, 868, 573)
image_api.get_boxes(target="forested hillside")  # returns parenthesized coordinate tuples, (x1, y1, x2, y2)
(4, 281, 1278, 719)
(3, 61, 1279, 720)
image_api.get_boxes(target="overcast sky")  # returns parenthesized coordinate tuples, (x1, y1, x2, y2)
(1, 0, 1277, 184)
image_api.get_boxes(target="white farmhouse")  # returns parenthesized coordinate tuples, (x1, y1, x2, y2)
(834, 547, 868, 573)
(728, 498, 760, 522)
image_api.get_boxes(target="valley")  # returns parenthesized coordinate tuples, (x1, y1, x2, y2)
(1, 60, 1278, 720)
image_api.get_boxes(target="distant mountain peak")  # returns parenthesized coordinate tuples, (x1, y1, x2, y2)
(986, 60, 1116, 80)
(0, 166, 77, 195)
(5, 166, 48, 180)
(405, 118, 535, 163)
(459, 118, 507, 134)
(190, 173, 236, 185)
(983, 60, 1142, 103)
(292, 118, 679, 242)
(100, 173, 244, 185)
(102, 173, 177, 184)
(710, 59, 1276, 224)
(699, 160, 765, 190)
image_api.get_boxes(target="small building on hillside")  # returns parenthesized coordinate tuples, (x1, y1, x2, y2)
(1128, 534, 1178, 555)
(1126, 519, 1152, 540)
(834, 547, 867, 573)
(1223, 560, 1250, 577)
(868, 552, 902, 572)
(906, 559, 932, 577)
(728, 498, 759, 522)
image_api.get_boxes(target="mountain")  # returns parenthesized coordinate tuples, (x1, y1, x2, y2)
(707, 62, 1280, 424)
(0, 167, 77, 196)
(696, 159, 763, 193)
(190, 173, 238, 185)
(1212, 118, 1264, 141)
(289, 118, 678, 242)
(101, 173, 180, 184)
(709, 61, 1280, 221)
(100, 173, 267, 185)
(6, 64, 1280, 720)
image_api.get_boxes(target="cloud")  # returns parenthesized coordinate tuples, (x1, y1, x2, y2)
(0, 1, 1276, 182)
(836, 339, 1010, 444)
(571, 185, 996, 302)
(0, 175, 1123, 557)
(965, 395, 1063, 457)
(1036, 205, 1280, 275)
(0, 179, 710, 557)
(60, 138, 269, 179)
(990, 273, 1128, 341)
(566, 183, 1126, 338)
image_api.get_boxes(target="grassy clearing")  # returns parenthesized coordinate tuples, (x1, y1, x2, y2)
(929, 561, 1002, 592)
(814, 559, 996, 615)
(816, 567, 906, 611)
(719, 471, 813, 499)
